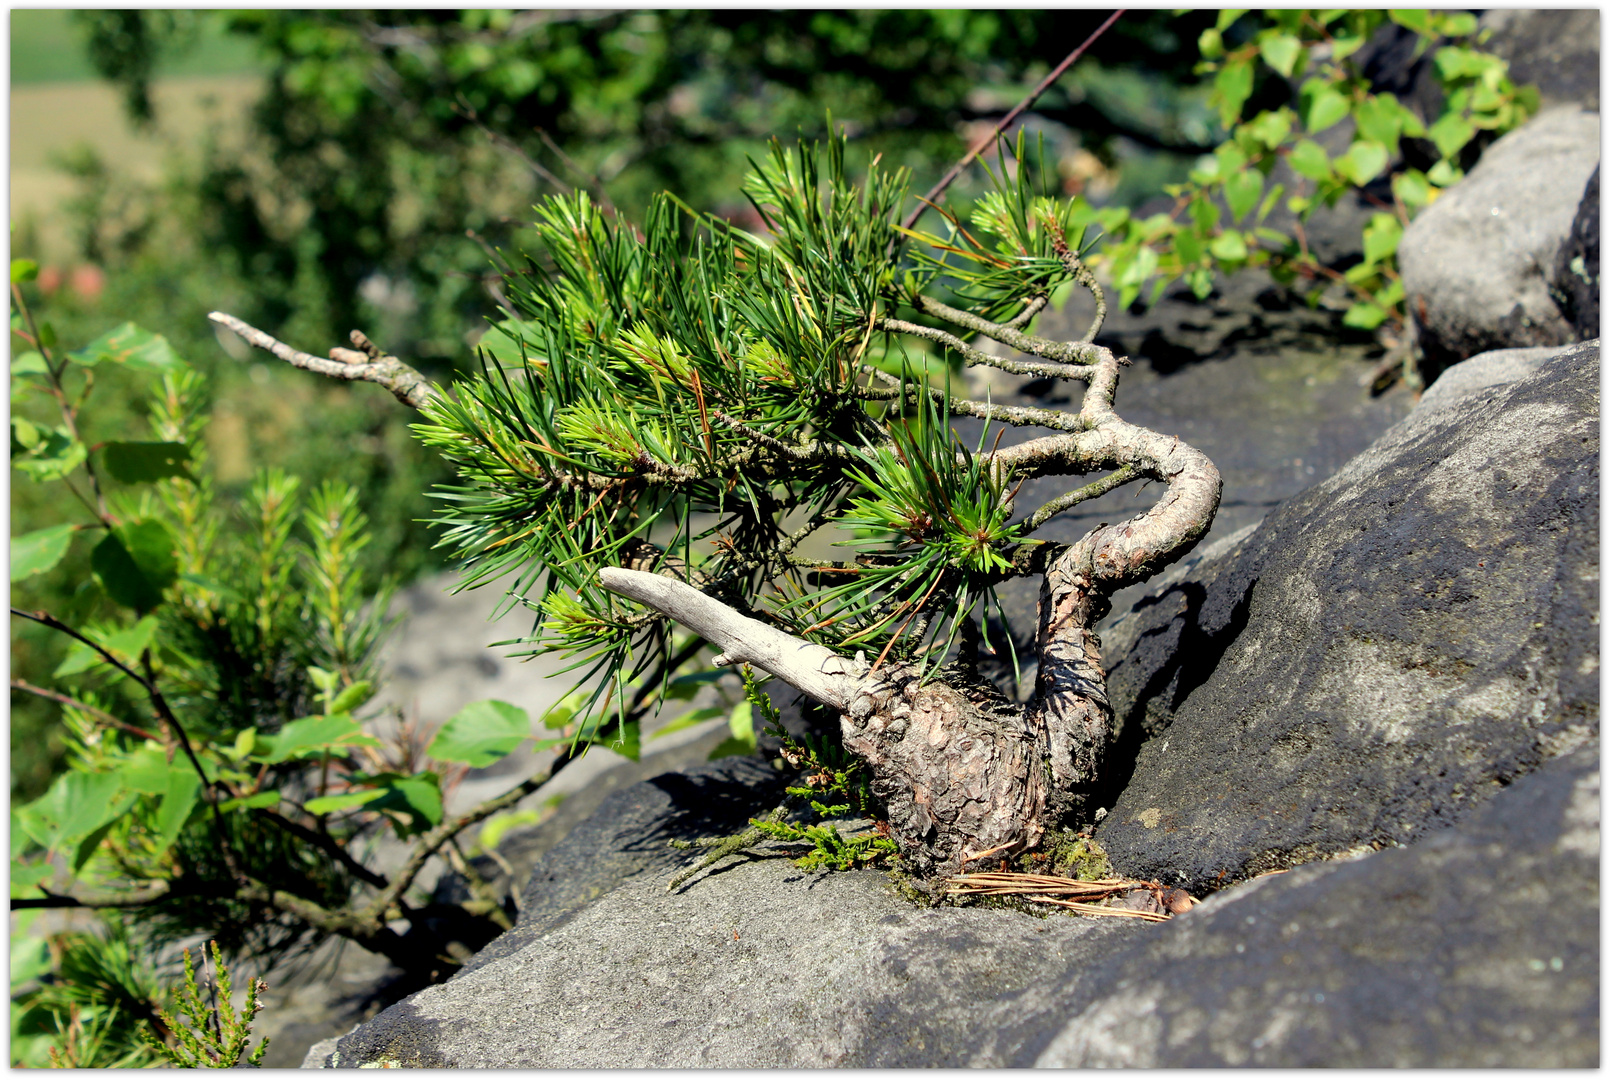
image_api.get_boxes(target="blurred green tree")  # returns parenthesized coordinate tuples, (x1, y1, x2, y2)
(75, 10, 1222, 364)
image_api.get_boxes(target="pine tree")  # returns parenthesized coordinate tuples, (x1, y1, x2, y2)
(213, 131, 1220, 879)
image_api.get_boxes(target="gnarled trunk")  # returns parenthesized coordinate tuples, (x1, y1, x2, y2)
(590, 347, 1223, 880)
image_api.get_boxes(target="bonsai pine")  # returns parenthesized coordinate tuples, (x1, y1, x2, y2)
(213, 131, 1220, 880)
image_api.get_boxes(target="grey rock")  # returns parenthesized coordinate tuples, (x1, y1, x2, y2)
(1095, 340, 1599, 888)
(1553, 165, 1601, 341)
(317, 859, 1147, 1068)
(1415, 343, 1564, 412)
(1481, 9, 1602, 112)
(462, 756, 789, 975)
(428, 718, 760, 916)
(1026, 745, 1600, 1067)
(1398, 107, 1600, 382)
(298, 1030, 351, 1070)
(308, 744, 1597, 1068)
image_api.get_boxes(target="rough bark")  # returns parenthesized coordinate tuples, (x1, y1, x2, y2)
(215, 292, 1221, 882)
(601, 345, 1222, 879)
(840, 665, 1044, 878)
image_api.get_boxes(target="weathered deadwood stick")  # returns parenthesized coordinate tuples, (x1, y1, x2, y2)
(208, 312, 437, 409)
(596, 567, 867, 711)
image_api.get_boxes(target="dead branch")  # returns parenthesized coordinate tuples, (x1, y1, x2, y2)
(901, 10, 1126, 232)
(597, 567, 868, 710)
(208, 312, 437, 409)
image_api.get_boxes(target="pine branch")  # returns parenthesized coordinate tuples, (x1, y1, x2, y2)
(1024, 464, 1141, 531)
(876, 315, 1094, 382)
(853, 382, 1082, 432)
(1001, 295, 1049, 332)
(1046, 219, 1107, 343)
(912, 294, 1103, 368)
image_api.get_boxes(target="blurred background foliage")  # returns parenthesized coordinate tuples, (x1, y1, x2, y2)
(12, 8, 1230, 801)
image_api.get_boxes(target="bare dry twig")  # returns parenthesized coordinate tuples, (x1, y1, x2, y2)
(901, 10, 1126, 232)
(207, 312, 437, 408)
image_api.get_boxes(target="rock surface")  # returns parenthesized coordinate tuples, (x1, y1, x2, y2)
(1413, 343, 1562, 413)
(308, 743, 1597, 1068)
(1028, 744, 1599, 1068)
(1398, 107, 1600, 381)
(1095, 340, 1599, 888)
(1481, 8, 1603, 112)
(1553, 164, 1601, 342)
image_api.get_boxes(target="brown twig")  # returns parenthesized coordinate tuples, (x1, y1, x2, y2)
(364, 749, 578, 921)
(10, 678, 163, 742)
(12, 880, 175, 910)
(943, 869, 1186, 922)
(1025, 463, 1141, 531)
(1025, 896, 1170, 921)
(900, 10, 1126, 233)
(12, 282, 114, 524)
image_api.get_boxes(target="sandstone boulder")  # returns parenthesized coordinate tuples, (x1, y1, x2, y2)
(307, 744, 1596, 1068)
(1095, 340, 1599, 888)
(1398, 107, 1600, 382)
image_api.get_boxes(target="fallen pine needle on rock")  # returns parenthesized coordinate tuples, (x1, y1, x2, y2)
(943, 871, 1197, 921)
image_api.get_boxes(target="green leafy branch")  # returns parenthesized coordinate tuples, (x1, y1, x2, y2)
(12, 277, 717, 990)
(1086, 9, 1538, 355)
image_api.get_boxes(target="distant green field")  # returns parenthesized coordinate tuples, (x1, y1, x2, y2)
(10, 9, 263, 84)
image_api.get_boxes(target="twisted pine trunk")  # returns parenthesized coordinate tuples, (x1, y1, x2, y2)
(601, 345, 1220, 880)
(211, 299, 1221, 881)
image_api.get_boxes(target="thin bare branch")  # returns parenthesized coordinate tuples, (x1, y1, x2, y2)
(12, 881, 174, 910)
(709, 410, 868, 465)
(901, 10, 1125, 232)
(877, 315, 1094, 382)
(251, 809, 388, 890)
(13, 282, 114, 524)
(853, 381, 1083, 432)
(366, 751, 574, 920)
(1002, 295, 1049, 332)
(1046, 219, 1107, 343)
(913, 294, 1103, 368)
(207, 312, 436, 409)
(10, 678, 163, 742)
(1024, 463, 1140, 531)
